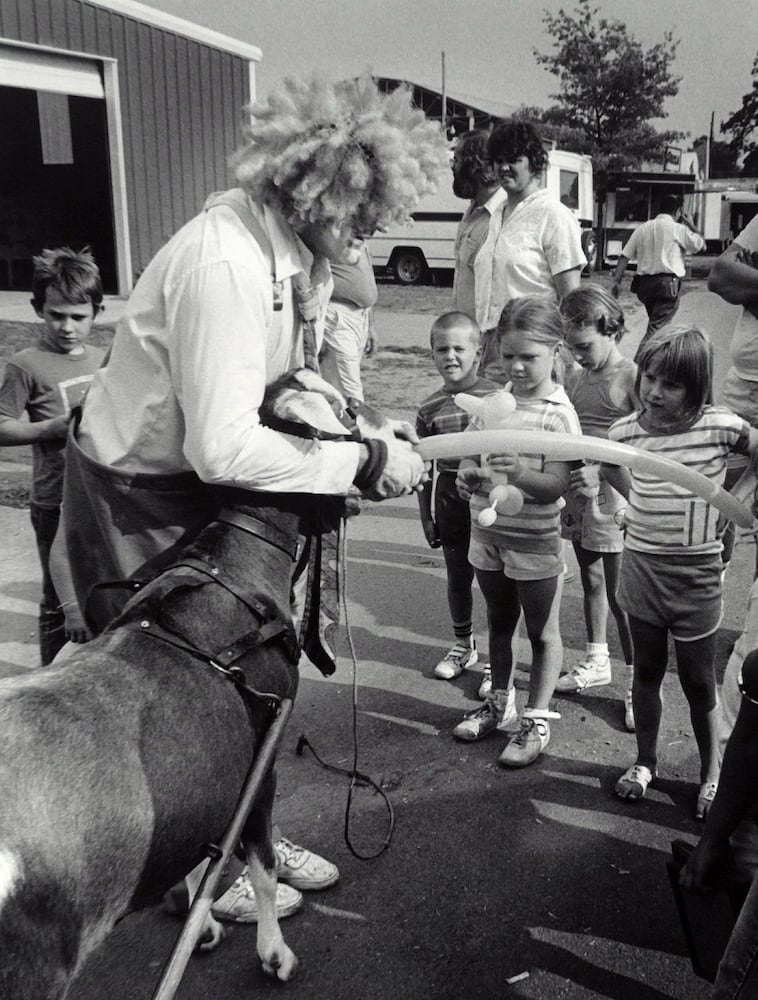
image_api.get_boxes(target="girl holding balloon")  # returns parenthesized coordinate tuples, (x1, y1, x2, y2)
(606, 326, 758, 819)
(453, 296, 581, 767)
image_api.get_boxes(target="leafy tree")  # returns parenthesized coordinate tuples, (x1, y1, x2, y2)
(721, 53, 758, 173)
(533, 1, 682, 176)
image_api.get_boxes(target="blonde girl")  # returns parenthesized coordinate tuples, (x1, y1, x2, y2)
(454, 296, 582, 767)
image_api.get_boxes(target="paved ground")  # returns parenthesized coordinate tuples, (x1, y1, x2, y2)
(0, 283, 747, 999)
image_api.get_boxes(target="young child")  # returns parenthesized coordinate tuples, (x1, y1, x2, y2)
(605, 326, 758, 820)
(453, 296, 582, 767)
(0, 246, 105, 664)
(556, 285, 637, 731)
(416, 311, 501, 681)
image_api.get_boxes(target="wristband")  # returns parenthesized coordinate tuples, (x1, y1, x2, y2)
(353, 438, 388, 492)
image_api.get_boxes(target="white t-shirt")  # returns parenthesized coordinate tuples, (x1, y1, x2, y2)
(620, 213, 705, 276)
(79, 195, 361, 494)
(476, 188, 585, 330)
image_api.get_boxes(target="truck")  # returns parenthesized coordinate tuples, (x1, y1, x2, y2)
(368, 148, 596, 284)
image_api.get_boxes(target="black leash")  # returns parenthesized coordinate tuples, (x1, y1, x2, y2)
(295, 515, 395, 860)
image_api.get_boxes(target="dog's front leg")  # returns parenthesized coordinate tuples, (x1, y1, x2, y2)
(246, 849, 298, 981)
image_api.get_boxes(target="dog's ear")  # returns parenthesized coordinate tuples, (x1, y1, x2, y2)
(267, 389, 351, 439)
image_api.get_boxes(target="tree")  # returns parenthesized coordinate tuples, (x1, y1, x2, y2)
(721, 53, 758, 174)
(533, 1, 682, 175)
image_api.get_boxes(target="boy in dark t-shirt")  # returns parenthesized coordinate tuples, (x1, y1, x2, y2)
(416, 311, 500, 685)
(0, 247, 105, 663)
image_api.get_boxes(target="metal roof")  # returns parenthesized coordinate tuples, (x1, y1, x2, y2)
(81, 0, 262, 61)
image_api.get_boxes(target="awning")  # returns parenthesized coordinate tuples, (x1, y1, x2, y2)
(0, 43, 104, 98)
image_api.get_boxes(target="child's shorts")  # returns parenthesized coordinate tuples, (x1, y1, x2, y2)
(434, 472, 470, 548)
(469, 530, 563, 581)
(616, 548, 723, 641)
(561, 481, 626, 553)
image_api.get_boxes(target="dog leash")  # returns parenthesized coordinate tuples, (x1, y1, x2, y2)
(296, 512, 396, 860)
(150, 695, 294, 1000)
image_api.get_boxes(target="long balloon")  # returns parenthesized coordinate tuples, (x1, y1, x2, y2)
(416, 430, 755, 529)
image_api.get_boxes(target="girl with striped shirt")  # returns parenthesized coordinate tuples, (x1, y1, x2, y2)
(604, 326, 758, 820)
(453, 296, 582, 768)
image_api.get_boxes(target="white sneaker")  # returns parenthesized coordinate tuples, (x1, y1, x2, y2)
(498, 716, 551, 768)
(555, 656, 612, 693)
(434, 641, 478, 680)
(211, 871, 303, 923)
(478, 664, 492, 700)
(275, 837, 339, 890)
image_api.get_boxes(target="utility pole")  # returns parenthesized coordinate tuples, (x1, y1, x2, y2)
(705, 110, 714, 180)
(441, 50, 447, 134)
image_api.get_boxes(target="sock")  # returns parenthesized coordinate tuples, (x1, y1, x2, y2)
(453, 622, 474, 647)
(586, 642, 609, 660)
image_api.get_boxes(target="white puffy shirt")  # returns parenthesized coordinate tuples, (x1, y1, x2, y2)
(79, 197, 361, 494)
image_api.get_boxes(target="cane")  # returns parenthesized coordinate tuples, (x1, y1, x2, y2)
(150, 697, 294, 1000)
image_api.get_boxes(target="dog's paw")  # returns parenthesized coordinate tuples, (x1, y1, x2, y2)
(196, 915, 225, 952)
(260, 943, 298, 981)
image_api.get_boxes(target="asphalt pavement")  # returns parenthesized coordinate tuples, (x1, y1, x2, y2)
(0, 285, 747, 999)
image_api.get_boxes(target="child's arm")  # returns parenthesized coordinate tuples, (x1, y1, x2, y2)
(456, 458, 485, 501)
(49, 509, 91, 644)
(0, 413, 70, 446)
(487, 451, 570, 503)
(600, 463, 631, 499)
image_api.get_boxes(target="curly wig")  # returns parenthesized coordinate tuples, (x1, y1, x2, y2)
(231, 74, 450, 233)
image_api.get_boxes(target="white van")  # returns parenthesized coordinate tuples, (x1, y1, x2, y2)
(369, 148, 596, 283)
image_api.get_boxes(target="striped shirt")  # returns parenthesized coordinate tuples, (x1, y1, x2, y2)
(416, 377, 502, 474)
(470, 385, 582, 553)
(607, 406, 751, 555)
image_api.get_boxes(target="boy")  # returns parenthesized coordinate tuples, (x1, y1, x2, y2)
(416, 311, 500, 682)
(0, 246, 105, 664)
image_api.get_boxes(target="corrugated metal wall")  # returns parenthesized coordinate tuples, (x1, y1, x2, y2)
(0, 0, 251, 277)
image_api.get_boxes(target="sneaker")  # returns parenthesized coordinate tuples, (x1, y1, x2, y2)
(453, 689, 514, 741)
(554, 656, 612, 693)
(478, 664, 492, 700)
(498, 716, 550, 768)
(624, 690, 635, 732)
(211, 871, 303, 923)
(275, 837, 339, 891)
(434, 641, 478, 680)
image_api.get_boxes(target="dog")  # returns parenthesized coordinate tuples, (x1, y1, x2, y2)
(0, 370, 379, 999)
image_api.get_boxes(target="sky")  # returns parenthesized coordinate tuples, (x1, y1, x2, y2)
(141, 0, 755, 144)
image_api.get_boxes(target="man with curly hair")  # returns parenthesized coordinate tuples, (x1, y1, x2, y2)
(61, 75, 448, 924)
(451, 129, 506, 330)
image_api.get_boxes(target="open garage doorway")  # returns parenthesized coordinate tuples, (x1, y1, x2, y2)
(0, 86, 116, 293)
(0, 43, 118, 294)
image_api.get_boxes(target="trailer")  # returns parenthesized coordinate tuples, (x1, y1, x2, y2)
(692, 185, 758, 252)
(369, 148, 595, 284)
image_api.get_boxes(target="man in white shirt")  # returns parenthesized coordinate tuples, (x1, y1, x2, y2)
(612, 193, 705, 348)
(451, 130, 507, 328)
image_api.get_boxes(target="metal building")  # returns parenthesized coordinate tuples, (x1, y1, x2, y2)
(0, 0, 260, 294)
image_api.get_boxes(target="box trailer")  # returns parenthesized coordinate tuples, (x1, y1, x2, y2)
(369, 148, 595, 284)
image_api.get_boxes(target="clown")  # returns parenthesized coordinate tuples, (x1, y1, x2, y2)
(59, 74, 449, 928)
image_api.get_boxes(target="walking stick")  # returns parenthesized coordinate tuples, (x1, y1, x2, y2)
(150, 697, 294, 1000)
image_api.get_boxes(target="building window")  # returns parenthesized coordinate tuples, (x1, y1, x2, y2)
(559, 169, 579, 210)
